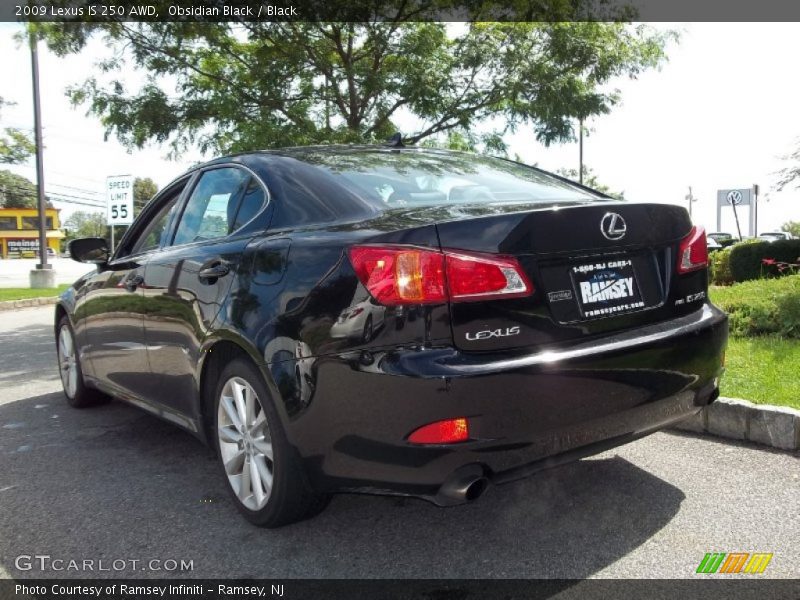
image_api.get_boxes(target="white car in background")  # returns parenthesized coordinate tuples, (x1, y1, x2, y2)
(758, 231, 795, 242)
(330, 297, 386, 342)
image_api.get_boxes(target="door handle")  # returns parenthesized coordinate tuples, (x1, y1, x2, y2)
(198, 260, 231, 282)
(124, 274, 144, 292)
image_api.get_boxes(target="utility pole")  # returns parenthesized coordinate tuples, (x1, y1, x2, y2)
(685, 186, 696, 219)
(29, 30, 55, 289)
(752, 183, 759, 236)
(578, 117, 584, 185)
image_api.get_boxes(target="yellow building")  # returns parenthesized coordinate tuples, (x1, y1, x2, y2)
(0, 208, 65, 259)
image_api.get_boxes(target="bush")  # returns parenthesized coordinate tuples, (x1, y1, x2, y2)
(729, 239, 800, 282)
(710, 274, 800, 338)
(709, 246, 734, 285)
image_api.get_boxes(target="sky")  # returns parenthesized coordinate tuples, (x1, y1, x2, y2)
(0, 22, 799, 234)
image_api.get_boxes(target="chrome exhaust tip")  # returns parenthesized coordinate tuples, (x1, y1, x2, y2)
(436, 464, 489, 506)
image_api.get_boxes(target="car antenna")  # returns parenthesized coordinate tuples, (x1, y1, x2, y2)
(386, 132, 405, 148)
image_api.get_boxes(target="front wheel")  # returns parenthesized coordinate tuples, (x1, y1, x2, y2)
(214, 358, 329, 527)
(56, 317, 108, 408)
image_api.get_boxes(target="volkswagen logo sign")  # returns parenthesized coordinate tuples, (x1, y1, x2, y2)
(600, 212, 627, 241)
(726, 190, 743, 205)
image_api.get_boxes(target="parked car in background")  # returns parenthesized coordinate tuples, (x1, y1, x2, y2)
(706, 236, 722, 252)
(758, 231, 795, 242)
(707, 232, 736, 247)
(55, 145, 727, 527)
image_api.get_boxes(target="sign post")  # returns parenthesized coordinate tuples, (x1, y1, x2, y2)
(106, 175, 134, 252)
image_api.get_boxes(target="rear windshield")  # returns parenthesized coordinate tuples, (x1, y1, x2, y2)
(291, 149, 603, 209)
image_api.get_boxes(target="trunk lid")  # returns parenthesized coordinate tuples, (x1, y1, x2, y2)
(434, 202, 700, 352)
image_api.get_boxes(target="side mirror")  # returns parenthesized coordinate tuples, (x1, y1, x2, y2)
(68, 237, 109, 264)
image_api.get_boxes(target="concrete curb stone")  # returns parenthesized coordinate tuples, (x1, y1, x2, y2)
(672, 397, 799, 452)
(0, 296, 58, 311)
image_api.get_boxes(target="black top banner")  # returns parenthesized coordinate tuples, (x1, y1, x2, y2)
(2, 0, 800, 23)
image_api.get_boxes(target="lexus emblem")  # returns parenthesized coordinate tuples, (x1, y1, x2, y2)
(600, 212, 626, 240)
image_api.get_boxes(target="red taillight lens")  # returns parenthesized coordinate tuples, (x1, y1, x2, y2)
(348, 245, 533, 305)
(407, 418, 470, 444)
(446, 251, 533, 302)
(677, 226, 708, 274)
(347, 246, 446, 305)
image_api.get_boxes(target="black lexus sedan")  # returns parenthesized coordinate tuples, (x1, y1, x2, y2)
(56, 146, 727, 527)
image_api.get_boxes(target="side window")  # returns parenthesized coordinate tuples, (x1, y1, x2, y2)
(131, 196, 181, 255)
(230, 177, 267, 231)
(171, 167, 250, 247)
(122, 180, 186, 257)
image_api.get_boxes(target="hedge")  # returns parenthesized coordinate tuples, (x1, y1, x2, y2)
(709, 246, 734, 285)
(710, 274, 800, 338)
(728, 239, 800, 282)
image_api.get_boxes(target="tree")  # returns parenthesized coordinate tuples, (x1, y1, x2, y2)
(0, 97, 35, 165)
(780, 221, 800, 238)
(36, 10, 675, 157)
(133, 177, 158, 215)
(63, 210, 107, 239)
(777, 142, 800, 191)
(0, 170, 37, 208)
(556, 165, 625, 199)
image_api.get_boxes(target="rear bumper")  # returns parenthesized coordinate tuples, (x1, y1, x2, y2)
(284, 303, 728, 504)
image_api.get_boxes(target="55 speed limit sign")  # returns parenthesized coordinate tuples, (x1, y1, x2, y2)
(106, 175, 134, 225)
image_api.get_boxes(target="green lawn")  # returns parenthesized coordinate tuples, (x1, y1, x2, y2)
(0, 284, 70, 302)
(720, 335, 800, 410)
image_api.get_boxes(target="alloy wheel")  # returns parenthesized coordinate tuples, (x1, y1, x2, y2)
(58, 326, 78, 399)
(217, 376, 274, 510)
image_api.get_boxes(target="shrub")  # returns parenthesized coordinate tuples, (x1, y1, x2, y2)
(709, 246, 734, 285)
(729, 239, 800, 282)
(710, 274, 800, 338)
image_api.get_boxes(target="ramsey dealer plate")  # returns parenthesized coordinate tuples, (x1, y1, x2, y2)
(571, 259, 646, 319)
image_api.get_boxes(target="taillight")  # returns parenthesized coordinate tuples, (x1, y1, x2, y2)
(348, 246, 446, 305)
(348, 245, 533, 305)
(407, 418, 470, 444)
(445, 251, 532, 301)
(677, 226, 708, 274)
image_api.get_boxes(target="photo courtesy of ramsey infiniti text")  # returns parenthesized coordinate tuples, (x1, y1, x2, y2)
(55, 146, 727, 527)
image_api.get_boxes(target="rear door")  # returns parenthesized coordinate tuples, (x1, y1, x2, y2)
(140, 165, 269, 421)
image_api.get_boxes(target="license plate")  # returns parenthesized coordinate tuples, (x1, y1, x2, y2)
(571, 259, 645, 319)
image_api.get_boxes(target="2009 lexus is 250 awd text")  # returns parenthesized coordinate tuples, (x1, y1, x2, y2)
(55, 145, 727, 527)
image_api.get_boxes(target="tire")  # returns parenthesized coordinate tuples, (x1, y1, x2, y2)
(213, 357, 330, 527)
(56, 316, 109, 408)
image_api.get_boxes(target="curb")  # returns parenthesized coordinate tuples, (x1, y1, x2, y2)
(672, 397, 800, 452)
(0, 296, 58, 311)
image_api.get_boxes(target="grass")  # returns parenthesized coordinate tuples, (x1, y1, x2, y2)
(709, 281, 800, 409)
(720, 336, 800, 410)
(0, 284, 70, 302)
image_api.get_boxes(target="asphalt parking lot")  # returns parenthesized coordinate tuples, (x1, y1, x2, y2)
(0, 306, 798, 580)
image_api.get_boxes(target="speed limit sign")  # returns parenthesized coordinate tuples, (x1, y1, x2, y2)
(106, 175, 134, 225)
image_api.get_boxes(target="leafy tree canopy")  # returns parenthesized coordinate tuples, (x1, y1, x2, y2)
(34, 4, 675, 157)
(556, 165, 625, 199)
(133, 176, 158, 215)
(780, 221, 800, 238)
(0, 169, 37, 208)
(63, 210, 107, 238)
(777, 142, 800, 191)
(0, 98, 35, 165)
